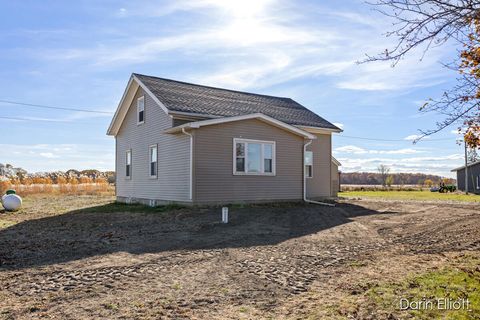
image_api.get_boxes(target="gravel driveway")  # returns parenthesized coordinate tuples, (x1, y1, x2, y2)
(0, 195, 478, 319)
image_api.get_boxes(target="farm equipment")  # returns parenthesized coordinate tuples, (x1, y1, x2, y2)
(439, 185, 456, 193)
(430, 184, 457, 193)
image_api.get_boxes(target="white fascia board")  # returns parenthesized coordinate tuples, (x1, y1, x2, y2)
(164, 113, 317, 139)
(331, 156, 341, 166)
(132, 74, 170, 115)
(332, 156, 341, 166)
(107, 76, 138, 136)
(297, 125, 343, 134)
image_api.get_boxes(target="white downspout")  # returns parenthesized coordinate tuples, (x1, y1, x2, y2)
(303, 139, 335, 207)
(182, 128, 193, 201)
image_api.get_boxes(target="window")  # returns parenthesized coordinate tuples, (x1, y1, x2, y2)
(149, 145, 157, 178)
(304, 151, 313, 178)
(126, 150, 132, 178)
(234, 139, 275, 175)
(264, 144, 273, 173)
(477, 175, 480, 189)
(236, 142, 245, 172)
(137, 96, 145, 124)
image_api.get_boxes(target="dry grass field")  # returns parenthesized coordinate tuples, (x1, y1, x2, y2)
(0, 195, 479, 319)
(341, 190, 480, 203)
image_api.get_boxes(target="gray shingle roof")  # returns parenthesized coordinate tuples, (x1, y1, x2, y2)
(134, 73, 340, 130)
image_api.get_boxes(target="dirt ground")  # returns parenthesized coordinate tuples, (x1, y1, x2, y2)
(0, 195, 479, 319)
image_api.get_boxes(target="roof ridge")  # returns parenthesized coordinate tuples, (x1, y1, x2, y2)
(133, 73, 293, 101)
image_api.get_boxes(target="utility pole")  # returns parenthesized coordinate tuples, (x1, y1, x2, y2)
(464, 140, 469, 194)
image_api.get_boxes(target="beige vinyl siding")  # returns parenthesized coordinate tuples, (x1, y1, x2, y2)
(306, 133, 332, 198)
(172, 118, 193, 127)
(331, 161, 339, 197)
(116, 87, 190, 201)
(193, 119, 304, 203)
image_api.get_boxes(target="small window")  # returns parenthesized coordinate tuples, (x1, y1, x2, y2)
(264, 144, 273, 173)
(137, 96, 145, 124)
(236, 142, 245, 172)
(305, 151, 313, 178)
(149, 145, 157, 178)
(234, 139, 275, 175)
(126, 150, 132, 178)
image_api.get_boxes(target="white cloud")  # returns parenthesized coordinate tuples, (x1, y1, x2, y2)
(36, 0, 451, 92)
(404, 134, 430, 141)
(334, 145, 423, 155)
(0, 144, 114, 172)
(117, 8, 127, 17)
(377, 149, 420, 155)
(39, 152, 59, 159)
(335, 145, 367, 154)
(337, 153, 463, 177)
(450, 129, 466, 135)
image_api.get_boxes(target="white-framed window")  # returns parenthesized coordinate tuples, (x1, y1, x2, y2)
(305, 151, 313, 178)
(149, 144, 158, 178)
(137, 96, 145, 124)
(233, 138, 275, 175)
(126, 150, 132, 178)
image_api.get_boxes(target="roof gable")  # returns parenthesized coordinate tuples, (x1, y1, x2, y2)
(107, 74, 170, 136)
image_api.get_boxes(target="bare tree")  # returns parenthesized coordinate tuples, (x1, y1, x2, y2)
(377, 164, 391, 186)
(467, 146, 479, 163)
(364, 0, 480, 146)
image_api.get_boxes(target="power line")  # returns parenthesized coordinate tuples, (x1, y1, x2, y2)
(0, 99, 114, 114)
(0, 116, 71, 122)
(0, 102, 459, 143)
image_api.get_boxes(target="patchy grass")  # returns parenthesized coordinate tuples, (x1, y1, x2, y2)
(367, 256, 480, 319)
(171, 283, 182, 290)
(347, 260, 368, 268)
(102, 303, 119, 311)
(340, 190, 480, 202)
(71, 201, 184, 214)
(0, 219, 16, 229)
(238, 306, 248, 313)
(325, 255, 480, 319)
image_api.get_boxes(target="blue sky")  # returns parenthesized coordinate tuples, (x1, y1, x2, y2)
(0, 0, 466, 177)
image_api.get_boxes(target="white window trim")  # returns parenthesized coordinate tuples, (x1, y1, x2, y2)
(233, 138, 276, 176)
(137, 96, 145, 125)
(125, 149, 132, 180)
(149, 144, 158, 179)
(305, 150, 313, 179)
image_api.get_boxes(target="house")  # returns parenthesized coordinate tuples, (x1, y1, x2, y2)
(107, 73, 343, 205)
(451, 161, 480, 194)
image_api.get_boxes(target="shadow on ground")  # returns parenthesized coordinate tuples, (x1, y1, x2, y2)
(0, 201, 396, 270)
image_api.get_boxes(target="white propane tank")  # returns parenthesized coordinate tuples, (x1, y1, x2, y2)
(2, 194, 22, 211)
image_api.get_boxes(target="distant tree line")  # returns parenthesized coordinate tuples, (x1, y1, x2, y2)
(0, 163, 115, 184)
(341, 172, 455, 186)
